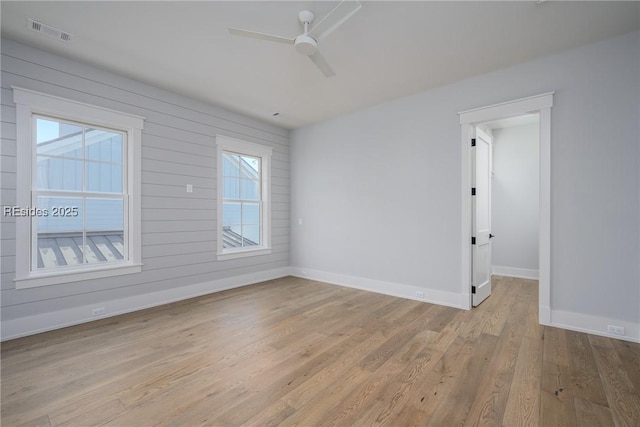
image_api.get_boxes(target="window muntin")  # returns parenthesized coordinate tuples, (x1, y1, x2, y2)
(33, 115, 128, 271)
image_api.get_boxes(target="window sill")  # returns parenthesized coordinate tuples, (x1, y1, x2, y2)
(14, 263, 143, 289)
(217, 248, 272, 261)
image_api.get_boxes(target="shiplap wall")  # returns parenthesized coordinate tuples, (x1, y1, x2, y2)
(0, 38, 289, 336)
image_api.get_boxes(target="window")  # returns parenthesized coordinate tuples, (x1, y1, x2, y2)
(216, 135, 272, 260)
(12, 87, 144, 288)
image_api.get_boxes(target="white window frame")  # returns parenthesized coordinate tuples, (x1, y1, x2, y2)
(216, 135, 272, 261)
(12, 87, 144, 288)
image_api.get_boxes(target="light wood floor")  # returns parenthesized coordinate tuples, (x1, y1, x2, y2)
(2, 276, 639, 426)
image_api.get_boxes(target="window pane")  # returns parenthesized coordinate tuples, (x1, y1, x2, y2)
(222, 202, 241, 227)
(37, 232, 84, 268)
(86, 198, 124, 230)
(223, 153, 240, 177)
(223, 176, 239, 199)
(240, 155, 260, 179)
(241, 202, 260, 225)
(84, 231, 125, 264)
(36, 196, 83, 233)
(36, 118, 83, 158)
(36, 156, 83, 191)
(86, 129, 123, 163)
(242, 225, 260, 246)
(36, 235, 66, 269)
(240, 179, 260, 200)
(86, 162, 123, 193)
(36, 196, 84, 269)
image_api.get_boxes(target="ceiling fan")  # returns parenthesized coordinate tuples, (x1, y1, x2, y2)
(228, 1, 362, 78)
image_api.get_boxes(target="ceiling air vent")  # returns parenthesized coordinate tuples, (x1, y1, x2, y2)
(27, 18, 72, 42)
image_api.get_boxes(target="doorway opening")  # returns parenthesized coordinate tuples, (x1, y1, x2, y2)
(483, 114, 540, 283)
(458, 92, 554, 325)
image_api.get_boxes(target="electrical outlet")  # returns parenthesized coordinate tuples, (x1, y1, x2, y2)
(91, 307, 106, 316)
(186, 184, 193, 193)
(607, 325, 625, 336)
(415, 291, 424, 298)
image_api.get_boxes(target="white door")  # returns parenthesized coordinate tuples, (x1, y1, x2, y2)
(472, 127, 493, 306)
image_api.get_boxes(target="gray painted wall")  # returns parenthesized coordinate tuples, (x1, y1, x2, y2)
(0, 39, 290, 326)
(291, 31, 639, 326)
(491, 123, 539, 271)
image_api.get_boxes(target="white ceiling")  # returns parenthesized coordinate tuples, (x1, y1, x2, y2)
(2, 1, 638, 129)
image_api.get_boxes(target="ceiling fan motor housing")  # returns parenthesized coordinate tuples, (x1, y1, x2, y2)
(294, 34, 318, 55)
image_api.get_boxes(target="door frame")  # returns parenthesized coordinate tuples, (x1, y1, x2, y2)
(458, 92, 554, 325)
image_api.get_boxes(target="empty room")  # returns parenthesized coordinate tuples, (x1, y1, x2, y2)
(1, 1, 639, 426)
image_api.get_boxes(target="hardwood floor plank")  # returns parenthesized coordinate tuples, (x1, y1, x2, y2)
(420, 304, 460, 334)
(541, 327, 577, 427)
(240, 402, 297, 427)
(15, 415, 51, 427)
(276, 365, 371, 425)
(480, 277, 515, 336)
(426, 334, 499, 426)
(610, 338, 640, 394)
(278, 331, 389, 411)
(541, 386, 577, 427)
(113, 329, 347, 426)
(566, 330, 609, 407)
(318, 345, 441, 427)
(2, 276, 639, 426)
(321, 331, 440, 426)
(390, 336, 474, 425)
(462, 306, 524, 426)
(574, 396, 615, 427)
(51, 398, 126, 427)
(502, 336, 543, 427)
(591, 344, 640, 426)
(588, 334, 615, 349)
(358, 322, 425, 372)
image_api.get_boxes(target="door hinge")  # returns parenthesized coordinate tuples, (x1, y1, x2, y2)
(471, 138, 476, 147)
(471, 237, 476, 245)
(471, 187, 476, 196)
(472, 286, 476, 294)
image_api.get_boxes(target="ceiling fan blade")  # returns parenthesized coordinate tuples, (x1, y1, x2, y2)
(308, 0, 361, 41)
(308, 51, 336, 78)
(228, 27, 294, 45)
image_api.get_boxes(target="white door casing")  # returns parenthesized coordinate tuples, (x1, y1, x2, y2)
(458, 92, 553, 319)
(472, 127, 492, 306)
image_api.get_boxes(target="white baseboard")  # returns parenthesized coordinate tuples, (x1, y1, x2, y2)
(1, 267, 291, 341)
(550, 309, 640, 344)
(290, 267, 466, 310)
(492, 265, 539, 280)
